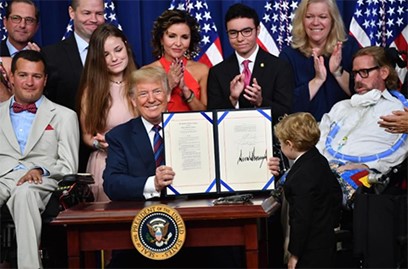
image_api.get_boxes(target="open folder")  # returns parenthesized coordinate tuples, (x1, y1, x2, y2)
(162, 108, 275, 196)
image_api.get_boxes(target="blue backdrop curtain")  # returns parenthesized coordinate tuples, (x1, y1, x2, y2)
(20, 1, 357, 67)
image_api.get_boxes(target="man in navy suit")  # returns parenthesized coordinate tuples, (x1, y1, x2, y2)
(103, 66, 174, 201)
(207, 3, 294, 125)
(42, 0, 105, 173)
(0, 0, 40, 57)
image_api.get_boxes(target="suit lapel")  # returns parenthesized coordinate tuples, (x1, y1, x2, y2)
(63, 36, 84, 73)
(132, 118, 156, 170)
(0, 99, 20, 152)
(24, 97, 55, 156)
(252, 49, 268, 81)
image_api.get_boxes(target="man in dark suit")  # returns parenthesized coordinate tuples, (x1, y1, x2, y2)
(103, 66, 174, 201)
(0, 0, 40, 57)
(207, 3, 294, 125)
(42, 0, 105, 172)
(0, 50, 79, 269)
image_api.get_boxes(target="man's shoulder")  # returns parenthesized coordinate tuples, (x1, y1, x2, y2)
(43, 97, 77, 117)
(108, 117, 140, 136)
(0, 40, 10, 56)
(42, 36, 77, 55)
(211, 54, 235, 69)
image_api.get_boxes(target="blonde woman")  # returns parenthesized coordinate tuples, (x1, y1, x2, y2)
(280, 0, 360, 121)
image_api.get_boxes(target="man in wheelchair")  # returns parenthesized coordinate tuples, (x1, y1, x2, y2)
(316, 46, 408, 207)
(0, 50, 79, 269)
(269, 46, 407, 268)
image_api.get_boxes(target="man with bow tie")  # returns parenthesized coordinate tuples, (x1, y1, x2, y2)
(0, 50, 79, 269)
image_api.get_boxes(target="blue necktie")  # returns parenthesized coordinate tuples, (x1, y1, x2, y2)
(152, 124, 164, 167)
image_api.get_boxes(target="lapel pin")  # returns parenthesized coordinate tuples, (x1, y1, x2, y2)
(260, 63, 265, 68)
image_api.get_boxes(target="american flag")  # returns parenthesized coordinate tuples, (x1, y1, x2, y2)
(349, 0, 407, 83)
(169, 0, 223, 68)
(0, 0, 7, 41)
(257, 0, 300, 57)
(62, 0, 121, 40)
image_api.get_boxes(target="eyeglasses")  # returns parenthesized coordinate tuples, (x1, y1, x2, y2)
(9, 15, 37, 25)
(351, 66, 380, 78)
(227, 27, 255, 39)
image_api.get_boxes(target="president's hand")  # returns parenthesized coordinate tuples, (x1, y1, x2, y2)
(154, 165, 175, 192)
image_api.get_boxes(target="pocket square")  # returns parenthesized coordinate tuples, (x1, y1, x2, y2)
(45, 124, 54, 130)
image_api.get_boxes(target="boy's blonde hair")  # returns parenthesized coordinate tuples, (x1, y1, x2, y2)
(274, 112, 320, 152)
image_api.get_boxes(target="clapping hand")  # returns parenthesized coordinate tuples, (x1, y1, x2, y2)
(168, 58, 184, 90)
(243, 78, 262, 107)
(229, 73, 245, 105)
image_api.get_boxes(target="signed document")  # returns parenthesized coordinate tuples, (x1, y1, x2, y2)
(163, 108, 274, 196)
(217, 109, 274, 192)
(163, 111, 216, 195)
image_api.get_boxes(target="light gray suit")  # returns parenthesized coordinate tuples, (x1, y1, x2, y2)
(0, 96, 79, 269)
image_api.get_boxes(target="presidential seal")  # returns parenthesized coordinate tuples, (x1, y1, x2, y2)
(131, 204, 186, 260)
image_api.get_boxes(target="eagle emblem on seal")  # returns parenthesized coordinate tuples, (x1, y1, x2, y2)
(147, 218, 173, 247)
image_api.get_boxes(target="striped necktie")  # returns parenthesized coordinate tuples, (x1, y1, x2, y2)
(152, 124, 164, 167)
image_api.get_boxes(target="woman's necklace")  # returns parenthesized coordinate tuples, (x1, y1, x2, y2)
(110, 80, 123, 85)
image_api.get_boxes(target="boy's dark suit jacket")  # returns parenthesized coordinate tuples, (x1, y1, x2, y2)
(284, 146, 342, 267)
(103, 116, 155, 201)
(207, 48, 294, 124)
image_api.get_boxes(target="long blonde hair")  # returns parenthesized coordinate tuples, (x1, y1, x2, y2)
(291, 0, 347, 57)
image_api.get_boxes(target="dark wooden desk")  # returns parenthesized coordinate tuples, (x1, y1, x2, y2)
(52, 196, 276, 268)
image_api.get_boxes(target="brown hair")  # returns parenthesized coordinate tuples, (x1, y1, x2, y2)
(274, 112, 320, 152)
(77, 23, 137, 135)
(352, 46, 399, 90)
(151, 9, 200, 59)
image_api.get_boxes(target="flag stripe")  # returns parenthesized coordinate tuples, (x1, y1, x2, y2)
(257, 1, 300, 56)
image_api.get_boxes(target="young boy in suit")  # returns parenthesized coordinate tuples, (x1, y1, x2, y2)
(274, 112, 342, 269)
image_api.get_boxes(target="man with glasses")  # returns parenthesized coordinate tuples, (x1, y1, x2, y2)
(207, 3, 294, 125)
(316, 45, 408, 184)
(1, 0, 40, 57)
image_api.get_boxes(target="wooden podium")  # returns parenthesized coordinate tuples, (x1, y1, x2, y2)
(52, 196, 277, 268)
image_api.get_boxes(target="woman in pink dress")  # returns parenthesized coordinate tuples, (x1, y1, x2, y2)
(77, 23, 137, 202)
(145, 9, 208, 112)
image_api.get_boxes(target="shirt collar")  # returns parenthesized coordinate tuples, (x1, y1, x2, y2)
(141, 117, 162, 133)
(6, 38, 24, 57)
(74, 32, 89, 54)
(235, 44, 259, 65)
(10, 95, 44, 109)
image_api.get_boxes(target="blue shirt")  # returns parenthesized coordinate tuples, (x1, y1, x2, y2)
(10, 96, 48, 175)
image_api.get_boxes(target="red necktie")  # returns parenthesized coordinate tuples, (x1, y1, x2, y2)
(242, 59, 251, 87)
(152, 124, 164, 167)
(12, 102, 37, 114)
